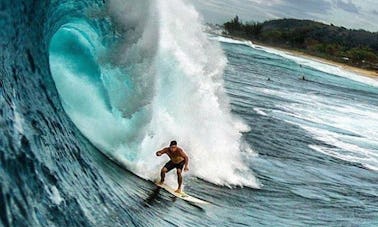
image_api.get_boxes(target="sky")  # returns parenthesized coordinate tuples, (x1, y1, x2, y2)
(189, 0, 378, 32)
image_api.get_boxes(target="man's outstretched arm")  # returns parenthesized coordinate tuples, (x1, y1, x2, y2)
(156, 148, 167, 156)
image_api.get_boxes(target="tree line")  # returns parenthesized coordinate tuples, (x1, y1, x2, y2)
(223, 16, 378, 71)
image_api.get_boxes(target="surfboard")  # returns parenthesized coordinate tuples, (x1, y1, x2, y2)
(155, 182, 210, 205)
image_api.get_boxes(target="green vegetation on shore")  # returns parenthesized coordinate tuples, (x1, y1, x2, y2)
(223, 16, 378, 71)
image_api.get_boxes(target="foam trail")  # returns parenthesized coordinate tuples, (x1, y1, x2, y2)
(49, 0, 259, 188)
(209, 36, 256, 48)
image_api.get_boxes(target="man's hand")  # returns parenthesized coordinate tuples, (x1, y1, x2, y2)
(156, 149, 167, 157)
(184, 166, 189, 172)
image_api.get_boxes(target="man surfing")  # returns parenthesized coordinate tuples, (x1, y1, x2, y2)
(156, 141, 189, 193)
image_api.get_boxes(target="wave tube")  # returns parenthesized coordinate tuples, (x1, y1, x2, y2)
(49, 0, 259, 188)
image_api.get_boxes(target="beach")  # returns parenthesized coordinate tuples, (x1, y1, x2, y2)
(271, 46, 378, 79)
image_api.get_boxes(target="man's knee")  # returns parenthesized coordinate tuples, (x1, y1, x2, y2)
(161, 167, 168, 173)
(176, 169, 182, 175)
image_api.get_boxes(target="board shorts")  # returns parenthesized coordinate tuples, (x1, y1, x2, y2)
(164, 160, 185, 172)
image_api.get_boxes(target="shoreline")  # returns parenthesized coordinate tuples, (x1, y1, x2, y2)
(223, 35, 378, 79)
(257, 42, 378, 79)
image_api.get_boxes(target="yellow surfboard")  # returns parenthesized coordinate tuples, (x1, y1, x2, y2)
(155, 182, 210, 205)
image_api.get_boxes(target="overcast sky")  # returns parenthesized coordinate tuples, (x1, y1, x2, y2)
(189, 0, 378, 32)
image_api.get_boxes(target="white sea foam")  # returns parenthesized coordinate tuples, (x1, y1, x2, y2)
(133, 0, 259, 187)
(270, 91, 378, 171)
(45, 185, 64, 205)
(12, 89, 24, 134)
(209, 36, 256, 48)
(253, 107, 268, 116)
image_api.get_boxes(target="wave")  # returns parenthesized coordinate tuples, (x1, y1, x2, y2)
(209, 36, 256, 48)
(48, 0, 259, 188)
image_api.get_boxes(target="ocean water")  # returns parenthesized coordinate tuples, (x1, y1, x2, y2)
(1, 0, 377, 226)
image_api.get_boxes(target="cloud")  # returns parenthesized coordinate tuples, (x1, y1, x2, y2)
(273, 0, 332, 14)
(189, 0, 274, 23)
(335, 0, 360, 13)
(262, 0, 332, 20)
(188, 0, 378, 31)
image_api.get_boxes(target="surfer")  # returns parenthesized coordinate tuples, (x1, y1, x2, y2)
(156, 141, 189, 193)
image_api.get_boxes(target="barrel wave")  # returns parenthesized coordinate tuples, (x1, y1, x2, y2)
(48, 0, 258, 186)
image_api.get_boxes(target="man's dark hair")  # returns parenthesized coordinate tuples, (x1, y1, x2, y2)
(170, 140, 177, 146)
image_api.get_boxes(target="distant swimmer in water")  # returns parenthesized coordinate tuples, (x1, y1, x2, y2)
(156, 141, 189, 193)
(299, 64, 307, 81)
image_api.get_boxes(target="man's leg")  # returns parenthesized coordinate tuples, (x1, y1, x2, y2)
(159, 167, 168, 184)
(175, 168, 182, 193)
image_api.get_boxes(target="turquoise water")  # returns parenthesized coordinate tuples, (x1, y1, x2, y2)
(1, 0, 377, 226)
